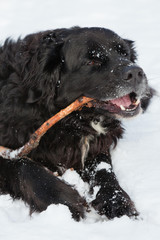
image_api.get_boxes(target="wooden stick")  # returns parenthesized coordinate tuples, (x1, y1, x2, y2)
(0, 96, 93, 160)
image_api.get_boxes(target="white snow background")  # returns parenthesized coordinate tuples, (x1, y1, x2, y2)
(0, 0, 160, 239)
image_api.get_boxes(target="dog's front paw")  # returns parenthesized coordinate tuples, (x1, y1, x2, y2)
(59, 182, 88, 221)
(68, 195, 88, 221)
(91, 187, 138, 219)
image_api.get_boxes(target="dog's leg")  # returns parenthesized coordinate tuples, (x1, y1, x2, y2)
(82, 153, 138, 219)
(0, 157, 86, 221)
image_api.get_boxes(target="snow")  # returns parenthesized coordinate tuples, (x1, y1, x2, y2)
(96, 162, 111, 172)
(0, 0, 160, 239)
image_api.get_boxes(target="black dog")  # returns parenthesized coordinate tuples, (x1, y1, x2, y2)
(0, 27, 153, 221)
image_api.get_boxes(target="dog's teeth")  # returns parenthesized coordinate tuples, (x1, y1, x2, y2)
(135, 99, 140, 105)
(120, 105, 126, 111)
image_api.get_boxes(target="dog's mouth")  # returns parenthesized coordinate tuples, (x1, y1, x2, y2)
(87, 92, 141, 117)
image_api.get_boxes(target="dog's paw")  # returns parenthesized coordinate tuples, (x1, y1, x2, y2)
(59, 183, 88, 221)
(68, 195, 88, 221)
(91, 187, 138, 219)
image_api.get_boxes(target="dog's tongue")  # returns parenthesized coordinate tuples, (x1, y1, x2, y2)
(109, 94, 132, 107)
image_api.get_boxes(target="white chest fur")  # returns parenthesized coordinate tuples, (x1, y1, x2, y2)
(80, 116, 107, 168)
(90, 116, 107, 135)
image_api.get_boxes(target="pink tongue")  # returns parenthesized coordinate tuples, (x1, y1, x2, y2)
(110, 94, 132, 107)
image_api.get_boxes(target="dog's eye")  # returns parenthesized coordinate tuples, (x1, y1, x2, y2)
(87, 60, 102, 66)
(114, 44, 128, 57)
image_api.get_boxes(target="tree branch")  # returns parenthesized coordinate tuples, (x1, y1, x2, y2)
(0, 96, 93, 160)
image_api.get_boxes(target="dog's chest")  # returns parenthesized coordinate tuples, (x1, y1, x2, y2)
(80, 116, 108, 168)
(44, 115, 121, 172)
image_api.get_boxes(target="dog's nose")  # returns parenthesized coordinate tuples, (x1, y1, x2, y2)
(123, 65, 144, 83)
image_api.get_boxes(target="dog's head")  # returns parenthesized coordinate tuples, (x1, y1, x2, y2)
(22, 27, 153, 118)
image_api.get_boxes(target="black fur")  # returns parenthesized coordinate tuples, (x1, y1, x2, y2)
(0, 27, 153, 220)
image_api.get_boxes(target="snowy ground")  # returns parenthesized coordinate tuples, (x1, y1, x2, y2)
(0, 0, 160, 239)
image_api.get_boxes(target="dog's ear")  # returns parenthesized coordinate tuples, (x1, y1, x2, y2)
(22, 32, 64, 110)
(40, 32, 64, 72)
